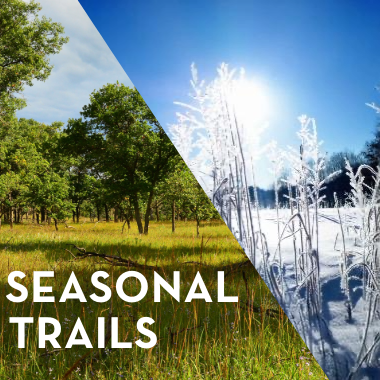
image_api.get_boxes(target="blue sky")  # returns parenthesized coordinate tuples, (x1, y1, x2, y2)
(76, 0, 380, 158)
(17, 0, 132, 124)
(18, 0, 380, 186)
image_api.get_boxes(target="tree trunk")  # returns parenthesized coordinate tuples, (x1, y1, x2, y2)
(171, 200, 175, 233)
(73, 211, 76, 223)
(132, 196, 143, 234)
(143, 191, 155, 235)
(54, 218, 59, 231)
(9, 193, 13, 230)
(76, 205, 80, 223)
(96, 205, 100, 221)
(36, 213, 40, 224)
(105, 205, 110, 222)
(196, 218, 200, 237)
(32, 208, 35, 223)
(121, 216, 131, 234)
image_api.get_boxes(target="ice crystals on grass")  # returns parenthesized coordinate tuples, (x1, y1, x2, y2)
(170, 63, 380, 379)
(170, 63, 270, 264)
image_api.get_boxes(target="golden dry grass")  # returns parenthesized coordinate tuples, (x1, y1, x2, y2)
(0, 220, 326, 379)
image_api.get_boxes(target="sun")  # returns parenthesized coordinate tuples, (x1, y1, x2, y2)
(232, 77, 271, 128)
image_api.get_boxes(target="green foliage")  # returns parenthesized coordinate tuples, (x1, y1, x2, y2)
(62, 83, 178, 233)
(71, 83, 176, 193)
(0, 118, 73, 228)
(0, 82, 217, 234)
(155, 159, 219, 235)
(160, 159, 194, 204)
(186, 180, 216, 234)
(0, 0, 68, 116)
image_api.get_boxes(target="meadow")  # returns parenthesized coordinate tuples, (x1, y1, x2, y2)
(0, 220, 325, 379)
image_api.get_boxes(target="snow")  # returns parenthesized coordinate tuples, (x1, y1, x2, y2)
(251, 207, 380, 380)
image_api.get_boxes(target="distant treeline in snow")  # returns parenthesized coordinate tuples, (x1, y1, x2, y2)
(250, 150, 378, 209)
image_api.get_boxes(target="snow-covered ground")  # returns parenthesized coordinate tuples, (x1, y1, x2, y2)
(252, 207, 380, 380)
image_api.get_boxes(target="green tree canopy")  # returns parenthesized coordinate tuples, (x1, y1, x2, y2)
(0, 0, 68, 117)
(62, 83, 178, 234)
(0, 118, 73, 229)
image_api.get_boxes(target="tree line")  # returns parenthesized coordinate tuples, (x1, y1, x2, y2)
(254, 144, 380, 209)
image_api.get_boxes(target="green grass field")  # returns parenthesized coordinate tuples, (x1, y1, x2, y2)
(0, 220, 326, 379)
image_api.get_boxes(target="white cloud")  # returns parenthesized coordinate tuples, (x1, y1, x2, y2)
(17, 0, 133, 124)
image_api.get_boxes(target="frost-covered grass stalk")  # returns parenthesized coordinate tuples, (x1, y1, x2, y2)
(171, 63, 380, 379)
(344, 162, 380, 378)
(273, 116, 343, 367)
(267, 142, 285, 290)
(170, 64, 268, 267)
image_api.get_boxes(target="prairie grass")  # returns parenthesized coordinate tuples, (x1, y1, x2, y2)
(0, 220, 325, 379)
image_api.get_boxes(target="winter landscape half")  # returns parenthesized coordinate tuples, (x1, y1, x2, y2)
(170, 64, 380, 379)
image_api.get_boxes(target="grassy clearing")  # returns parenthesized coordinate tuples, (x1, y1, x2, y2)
(0, 220, 325, 379)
